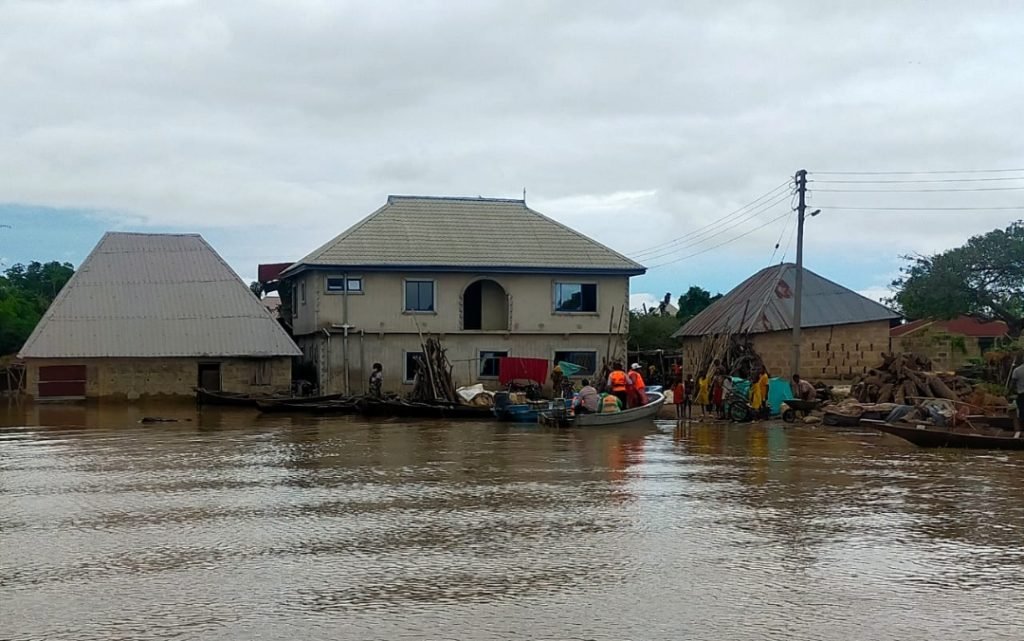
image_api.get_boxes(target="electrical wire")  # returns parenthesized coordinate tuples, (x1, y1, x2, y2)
(629, 179, 792, 257)
(646, 209, 792, 270)
(812, 205, 1024, 211)
(635, 191, 793, 263)
(767, 210, 795, 265)
(809, 176, 1024, 184)
(811, 186, 1024, 192)
(811, 168, 1024, 175)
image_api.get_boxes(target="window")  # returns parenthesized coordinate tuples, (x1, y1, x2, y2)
(252, 361, 271, 386)
(479, 350, 509, 378)
(326, 276, 363, 293)
(404, 351, 425, 383)
(554, 282, 597, 313)
(300, 281, 307, 305)
(554, 350, 597, 376)
(404, 280, 435, 312)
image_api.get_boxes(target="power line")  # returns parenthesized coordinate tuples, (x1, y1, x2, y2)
(813, 205, 1024, 211)
(811, 168, 1024, 175)
(646, 210, 792, 270)
(630, 179, 792, 257)
(767, 210, 796, 265)
(635, 191, 793, 262)
(809, 176, 1024, 184)
(811, 186, 1024, 193)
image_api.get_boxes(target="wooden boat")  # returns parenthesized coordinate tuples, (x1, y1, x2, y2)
(358, 398, 495, 419)
(257, 397, 361, 414)
(197, 387, 343, 408)
(540, 392, 665, 428)
(860, 418, 1024, 450)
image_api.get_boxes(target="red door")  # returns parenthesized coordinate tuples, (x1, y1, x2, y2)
(38, 365, 87, 398)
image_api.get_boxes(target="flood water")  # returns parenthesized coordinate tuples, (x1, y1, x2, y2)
(2, 401, 1023, 641)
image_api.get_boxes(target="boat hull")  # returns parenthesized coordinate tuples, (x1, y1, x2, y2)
(861, 419, 1024, 450)
(543, 392, 665, 427)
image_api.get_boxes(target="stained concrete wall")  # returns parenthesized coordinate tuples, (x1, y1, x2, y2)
(679, 320, 892, 380)
(23, 357, 292, 400)
(891, 327, 987, 372)
(296, 332, 619, 396)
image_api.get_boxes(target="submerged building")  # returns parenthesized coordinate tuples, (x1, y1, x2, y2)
(276, 195, 645, 394)
(673, 263, 900, 379)
(18, 232, 301, 399)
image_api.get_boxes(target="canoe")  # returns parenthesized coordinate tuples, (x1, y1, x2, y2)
(197, 388, 344, 408)
(358, 398, 495, 419)
(541, 392, 665, 428)
(257, 398, 361, 414)
(860, 419, 1024, 450)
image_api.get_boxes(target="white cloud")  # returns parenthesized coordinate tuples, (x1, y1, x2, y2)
(630, 292, 662, 312)
(857, 286, 895, 304)
(0, 0, 1021, 280)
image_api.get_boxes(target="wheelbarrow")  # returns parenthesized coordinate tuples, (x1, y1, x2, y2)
(781, 399, 821, 423)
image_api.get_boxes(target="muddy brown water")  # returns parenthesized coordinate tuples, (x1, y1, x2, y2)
(2, 400, 1023, 641)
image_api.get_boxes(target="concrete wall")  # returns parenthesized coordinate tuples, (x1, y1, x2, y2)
(296, 332, 617, 395)
(679, 320, 891, 380)
(891, 327, 987, 372)
(289, 271, 631, 337)
(23, 357, 292, 399)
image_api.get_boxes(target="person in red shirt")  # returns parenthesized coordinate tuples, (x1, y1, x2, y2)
(671, 376, 686, 420)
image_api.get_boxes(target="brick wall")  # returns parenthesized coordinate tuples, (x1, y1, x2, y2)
(891, 327, 983, 372)
(679, 320, 891, 380)
(23, 357, 292, 399)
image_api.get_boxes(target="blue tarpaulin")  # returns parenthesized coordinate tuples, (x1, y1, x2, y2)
(729, 376, 790, 417)
(557, 361, 585, 377)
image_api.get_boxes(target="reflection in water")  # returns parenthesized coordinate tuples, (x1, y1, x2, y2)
(2, 400, 1023, 641)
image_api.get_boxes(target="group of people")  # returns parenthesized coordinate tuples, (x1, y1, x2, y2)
(669, 362, 779, 421)
(572, 362, 650, 415)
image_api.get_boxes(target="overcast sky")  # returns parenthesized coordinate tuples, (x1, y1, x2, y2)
(2, 0, 1022, 308)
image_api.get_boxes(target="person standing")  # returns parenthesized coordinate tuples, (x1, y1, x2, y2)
(628, 363, 648, 407)
(711, 375, 724, 419)
(672, 376, 686, 420)
(550, 361, 564, 398)
(750, 367, 770, 420)
(368, 362, 384, 398)
(1009, 361, 1024, 431)
(607, 362, 630, 409)
(696, 373, 710, 418)
(684, 373, 696, 420)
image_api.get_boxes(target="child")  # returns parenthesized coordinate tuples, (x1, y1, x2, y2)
(672, 377, 686, 420)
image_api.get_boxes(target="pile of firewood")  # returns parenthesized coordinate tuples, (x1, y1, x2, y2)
(852, 353, 973, 404)
(410, 336, 459, 403)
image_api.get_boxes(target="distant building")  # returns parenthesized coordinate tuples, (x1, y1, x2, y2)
(279, 195, 644, 394)
(890, 316, 1009, 372)
(18, 233, 301, 399)
(262, 296, 282, 319)
(672, 263, 900, 379)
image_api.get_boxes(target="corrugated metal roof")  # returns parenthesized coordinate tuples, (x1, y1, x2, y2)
(284, 195, 645, 274)
(673, 263, 900, 337)
(18, 233, 302, 359)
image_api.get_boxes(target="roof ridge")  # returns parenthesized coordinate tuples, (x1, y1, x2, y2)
(387, 194, 525, 204)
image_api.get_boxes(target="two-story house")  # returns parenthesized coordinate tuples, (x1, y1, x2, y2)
(280, 195, 645, 394)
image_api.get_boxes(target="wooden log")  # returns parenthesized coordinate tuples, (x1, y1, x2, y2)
(927, 374, 959, 401)
(877, 383, 894, 404)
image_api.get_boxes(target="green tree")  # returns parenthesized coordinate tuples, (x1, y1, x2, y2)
(0, 261, 75, 354)
(676, 286, 723, 323)
(628, 311, 683, 351)
(891, 220, 1023, 337)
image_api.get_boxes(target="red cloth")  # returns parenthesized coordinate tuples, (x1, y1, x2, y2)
(498, 357, 549, 386)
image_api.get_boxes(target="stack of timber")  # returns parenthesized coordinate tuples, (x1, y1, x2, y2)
(851, 353, 972, 405)
(410, 336, 459, 404)
(689, 333, 766, 380)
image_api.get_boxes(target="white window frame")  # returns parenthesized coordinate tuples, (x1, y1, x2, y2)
(403, 350, 425, 383)
(403, 278, 437, 314)
(478, 349, 510, 379)
(552, 349, 599, 376)
(552, 281, 599, 314)
(325, 275, 364, 295)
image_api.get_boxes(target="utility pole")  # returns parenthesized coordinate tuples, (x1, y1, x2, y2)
(791, 169, 808, 378)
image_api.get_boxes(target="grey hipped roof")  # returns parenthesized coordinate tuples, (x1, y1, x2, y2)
(672, 263, 899, 337)
(284, 195, 646, 275)
(18, 232, 302, 359)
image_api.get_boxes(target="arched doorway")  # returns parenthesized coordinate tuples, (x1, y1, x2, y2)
(463, 279, 509, 330)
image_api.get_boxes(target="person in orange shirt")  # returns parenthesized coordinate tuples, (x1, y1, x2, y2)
(628, 363, 648, 408)
(606, 362, 630, 409)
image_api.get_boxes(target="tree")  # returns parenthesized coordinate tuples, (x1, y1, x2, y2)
(628, 310, 683, 351)
(249, 281, 264, 298)
(890, 220, 1024, 337)
(0, 261, 75, 355)
(676, 286, 723, 323)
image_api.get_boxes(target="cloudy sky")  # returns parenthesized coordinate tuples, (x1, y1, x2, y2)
(2, 0, 1022, 308)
